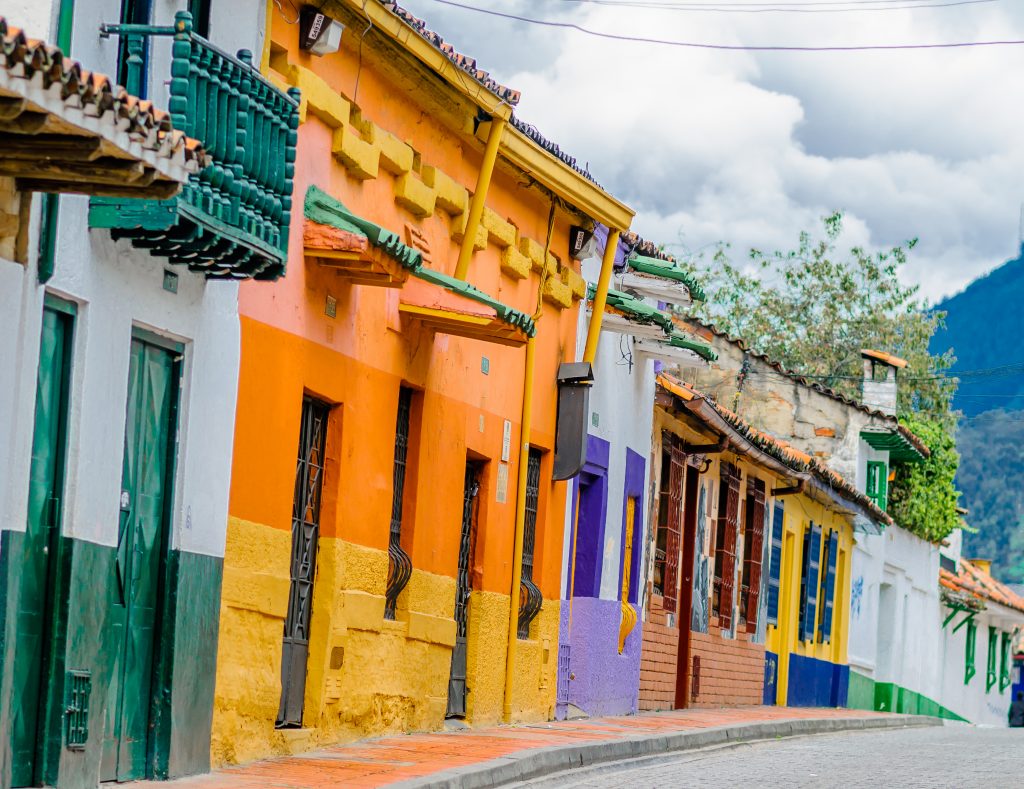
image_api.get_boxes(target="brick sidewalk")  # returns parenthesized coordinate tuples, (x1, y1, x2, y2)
(165, 706, 889, 788)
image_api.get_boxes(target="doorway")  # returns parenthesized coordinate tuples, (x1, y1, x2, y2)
(100, 332, 181, 781)
(447, 461, 481, 718)
(10, 299, 74, 787)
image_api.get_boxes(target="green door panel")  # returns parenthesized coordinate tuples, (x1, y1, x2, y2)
(11, 306, 72, 787)
(100, 337, 178, 782)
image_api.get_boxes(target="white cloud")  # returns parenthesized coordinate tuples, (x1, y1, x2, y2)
(400, 0, 1024, 303)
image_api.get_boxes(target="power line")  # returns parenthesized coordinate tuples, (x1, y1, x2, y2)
(546, 0, 999, 14)
(428, 0, 1024, 50)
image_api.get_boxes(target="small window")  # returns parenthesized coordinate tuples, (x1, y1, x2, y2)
(1000, 632, 1013, 693)
(116, 0, 153, 97)
(188, 0, 211, 37)
(965, 620, 977, 685)
(866, 461, 888, 511)
(986, 626, 998, 693)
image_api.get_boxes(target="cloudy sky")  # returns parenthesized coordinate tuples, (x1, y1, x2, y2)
(399, 0, 1024, 303)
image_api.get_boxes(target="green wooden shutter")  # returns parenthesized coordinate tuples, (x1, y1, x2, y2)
(965, 620, 977, 685)
(1000, 632, 1012, 692)
(986, 626, 998, 692)
(866, 461, 888, 511)
(766, 503, 784, 626)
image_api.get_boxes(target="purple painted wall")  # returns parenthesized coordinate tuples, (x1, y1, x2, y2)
(559, 599, 642, 718)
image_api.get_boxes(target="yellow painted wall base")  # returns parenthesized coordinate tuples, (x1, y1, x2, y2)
(211, 517, 560, 765)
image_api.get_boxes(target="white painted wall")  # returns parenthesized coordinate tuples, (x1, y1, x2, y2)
(0, 0, 266, 563)
(559, 257, 656, 602)
(849, 524, 944, 706)
(2, 0, 56, 40)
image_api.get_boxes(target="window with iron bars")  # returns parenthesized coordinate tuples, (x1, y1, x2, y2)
(385, 387, 415, 620)
(518, 448, 544, 639)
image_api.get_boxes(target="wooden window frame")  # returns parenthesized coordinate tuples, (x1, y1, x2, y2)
(713, 462, 741, 630)
(866, 460, 888, 512)
(742, 478, 766, 634)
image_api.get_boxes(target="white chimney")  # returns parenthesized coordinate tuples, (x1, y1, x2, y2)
(861, 349, 906, 416)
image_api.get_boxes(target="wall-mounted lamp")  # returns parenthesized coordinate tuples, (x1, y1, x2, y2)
(300, 6, 344, 56)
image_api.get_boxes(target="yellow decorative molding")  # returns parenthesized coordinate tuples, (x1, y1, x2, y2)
(500, 246, 531, 280)
(407, 611, 458, 647)
(394, 172, 437, 218)
(450, 209, 488, 251)
(282, 62, 352, 129)
(542, 275, 573, 309)
(563, 268, 587, 301)
(519, 236, 557, 276)
(481, 207, 517, 249)
(378, 129, 414, 175)
(340, 589, 387, 631)
(220, 566, 290, 617)
(423, 165, 467, 216)
(332, 124, 379, 181)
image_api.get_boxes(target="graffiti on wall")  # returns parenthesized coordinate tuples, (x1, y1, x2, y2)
(691, 482, 709, 633)
(851, 576, 864, 620)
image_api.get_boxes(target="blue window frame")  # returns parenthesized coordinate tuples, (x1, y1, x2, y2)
(818, 530, 839, 643)
(799, 523, 821, 642)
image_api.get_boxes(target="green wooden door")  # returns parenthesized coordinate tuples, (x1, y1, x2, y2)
(100, 336, 178, 782)
(10, 304, 73, 787)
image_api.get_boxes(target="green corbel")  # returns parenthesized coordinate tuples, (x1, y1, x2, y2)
(950, 609, 977, 633)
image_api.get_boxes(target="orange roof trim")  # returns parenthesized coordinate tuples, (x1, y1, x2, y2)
(940, 559, 1024, 615)
(861, 349, 909, 369)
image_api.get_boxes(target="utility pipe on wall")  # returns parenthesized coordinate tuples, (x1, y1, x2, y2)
(582, 229, 621, 364)
(454, 117, 506, 281)
(502, 334, 536, 723)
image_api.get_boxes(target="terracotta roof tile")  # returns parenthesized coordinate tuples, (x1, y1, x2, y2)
(657, 372, 893, 527)
(940, 560, 1024, 615)
(683, 318, 930, 459)
(377, 1, 521, 107)
(0, 16, 205, 169)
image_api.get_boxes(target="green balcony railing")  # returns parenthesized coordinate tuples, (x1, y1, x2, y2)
(89, 11, 300, 280)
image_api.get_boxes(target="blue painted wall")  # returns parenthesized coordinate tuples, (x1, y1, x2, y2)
(787, 652, 849, 707)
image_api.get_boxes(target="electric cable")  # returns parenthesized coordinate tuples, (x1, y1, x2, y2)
(426, 0, 1024, 51)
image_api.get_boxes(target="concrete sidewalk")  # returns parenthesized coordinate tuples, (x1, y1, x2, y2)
(168, 707, 938, 789)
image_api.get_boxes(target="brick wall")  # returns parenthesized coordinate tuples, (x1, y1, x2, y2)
(688, 630, 765, 707)
(639, 596, 679, 711)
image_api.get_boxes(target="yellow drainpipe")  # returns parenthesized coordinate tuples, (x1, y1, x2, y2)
(502, 333, 537, 723)
(582, 229, 621, 364)
(454, 117, 506, 281)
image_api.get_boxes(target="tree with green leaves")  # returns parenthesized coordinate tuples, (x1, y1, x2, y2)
(679, 212, 960, 541)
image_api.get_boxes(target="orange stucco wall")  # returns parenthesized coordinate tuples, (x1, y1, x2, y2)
(212, 4, 587, 763)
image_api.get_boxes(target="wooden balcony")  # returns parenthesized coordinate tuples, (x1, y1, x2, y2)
(88, 12, 300, 280)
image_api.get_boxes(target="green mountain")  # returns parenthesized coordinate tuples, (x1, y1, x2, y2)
(931, 248, 1024, 582)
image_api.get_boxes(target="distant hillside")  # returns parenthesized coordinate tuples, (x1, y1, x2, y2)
(931, 249, 1024, 580)
(931, 248, 1024, 418)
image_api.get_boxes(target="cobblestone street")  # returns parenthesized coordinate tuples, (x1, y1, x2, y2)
(537, 725, 1024, 789)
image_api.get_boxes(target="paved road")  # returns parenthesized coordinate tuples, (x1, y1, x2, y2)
(529, 725, 1024, 789)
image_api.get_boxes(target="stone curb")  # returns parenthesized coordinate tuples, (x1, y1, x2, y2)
(393, 714, 942, 789)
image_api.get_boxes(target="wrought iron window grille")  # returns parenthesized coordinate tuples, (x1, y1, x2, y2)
(518, 448, 543, 639)
(277, 396, 329, 728)
(385, 388, 415, 620)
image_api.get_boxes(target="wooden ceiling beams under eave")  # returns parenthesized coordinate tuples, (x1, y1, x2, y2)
(0, 86, 185, 199)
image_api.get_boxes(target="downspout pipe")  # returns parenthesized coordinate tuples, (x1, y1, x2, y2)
(454, 117, 506, 281)
(503, 334, 536, 722)
(582, 228, 621, 364)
